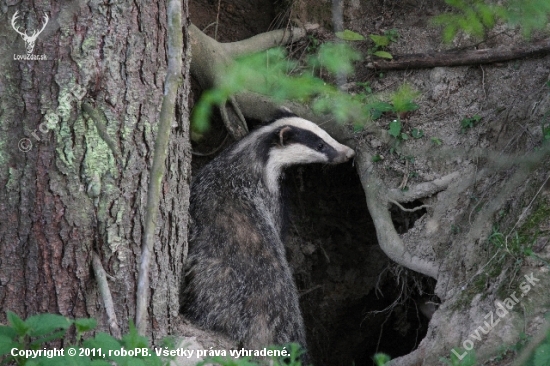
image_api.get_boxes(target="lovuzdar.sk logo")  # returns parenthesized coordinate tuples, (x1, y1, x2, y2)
(11, 10, 49, 61)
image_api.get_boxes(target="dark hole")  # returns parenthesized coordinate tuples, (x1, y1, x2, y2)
(285, 165, 435, 365)
(389, 200, 428, 234)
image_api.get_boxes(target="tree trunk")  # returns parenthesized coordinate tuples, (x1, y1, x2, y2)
(0, 0, 191, 341)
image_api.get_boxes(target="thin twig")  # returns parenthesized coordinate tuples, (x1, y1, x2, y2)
(398, 160, 409, 190)
(214, 0, 221, 41)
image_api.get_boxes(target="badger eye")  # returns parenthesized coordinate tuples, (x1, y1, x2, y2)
(316, 143, 325, 151)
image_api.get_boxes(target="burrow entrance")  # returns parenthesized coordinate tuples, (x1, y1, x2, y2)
(285, 164, 436, 365)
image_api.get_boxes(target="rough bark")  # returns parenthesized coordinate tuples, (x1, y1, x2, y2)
(136, 0, 185, 335)
(0, 0, 191, 341)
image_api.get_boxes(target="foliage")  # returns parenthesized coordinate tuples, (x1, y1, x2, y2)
(373, 352, 391, 366)
(371, 154, 383, 162)
(460, 115, 482, 133)
(356, 81, 373, 94)
(367, 29, 399, 59)
(335, 29, 365, 41)
(192, 44, 365, 132)
(375, 84, 423, 146)
(306, 35, 320, 53)
(520, 327, 550, 366)
(432, 0, 550, 41)
(411, 128, 424, 139)
(388, 120, 408, 141)
(390, 84, 420, 114)
(542, 82, 550, 142)
(192, 41, 423, 134)
(543, 122, 550, 142)
(0, 312, 167, 366)
(0, 312, 312, 366)
(440, 348, 476, 366)
(487, 332, 530, 363)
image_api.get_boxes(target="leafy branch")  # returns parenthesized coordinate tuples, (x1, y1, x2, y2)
(433, 0, 550, 41)
(192, 43, 365, 131)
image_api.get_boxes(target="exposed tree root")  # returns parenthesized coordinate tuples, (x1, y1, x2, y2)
(356, 149, 458, 279)
(367, 37, 550, 70)
(388, 171, 462, 203)
(219, 96, 248, 139)
(189, 23, 308, 139)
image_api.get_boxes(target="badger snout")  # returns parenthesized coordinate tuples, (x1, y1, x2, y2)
(332, 146, 355, 163)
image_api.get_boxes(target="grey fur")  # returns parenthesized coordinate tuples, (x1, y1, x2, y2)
(181, 116, 355, 362)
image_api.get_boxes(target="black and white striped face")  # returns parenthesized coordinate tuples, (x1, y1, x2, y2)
(226, 114, 355, 193)
(255, 117, 355, 193)
(267, 117, 355, 168)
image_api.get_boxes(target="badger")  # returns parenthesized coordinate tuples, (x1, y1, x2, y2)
(181, 110, 355, 363)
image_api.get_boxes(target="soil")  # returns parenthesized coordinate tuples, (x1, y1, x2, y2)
(188, 0, 550, 365)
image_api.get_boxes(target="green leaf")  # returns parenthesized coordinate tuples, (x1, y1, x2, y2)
(388, 120, 402, 138)
(401, 133, 409, 140)
(371, 155, 382, 162)
(7, 311, 29, 336)
(75, 318, 97, 333)
(30, 329, 68, 347)
(335, 29, 366, 41)
(411, 128, 424, 138)
(431, 137, 443, 146)
(90, 360, 113, 366)
(26, 314, 72, 337)
(391, 84, 420, 113)
(314, 43, 362, 76)
(534, 344, 550, 366)
(373, 51, 393, 59)
(369, 34, 390, 47)
(442, 24, 458, 43)
(121, 322, 149, 349)
(356, 81, 372, 94)
(0, 325, 17, 340)
(0, 334, 19, 356)
(83, 332, 121, 352)
(367, 101, 393, 119)
(373, 352, 391, 366)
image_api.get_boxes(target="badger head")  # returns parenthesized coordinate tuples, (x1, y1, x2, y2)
(269, 117, 355, 165)
(263, 115, 355, 193)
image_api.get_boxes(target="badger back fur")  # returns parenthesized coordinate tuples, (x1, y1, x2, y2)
(181, 113, 355, 359)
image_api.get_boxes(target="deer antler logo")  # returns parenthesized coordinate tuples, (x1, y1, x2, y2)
(11, 11, 49, 54)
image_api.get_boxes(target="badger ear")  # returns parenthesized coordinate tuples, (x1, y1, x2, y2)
(278, 126, 293, 146)
(272, 107, 297, 121)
